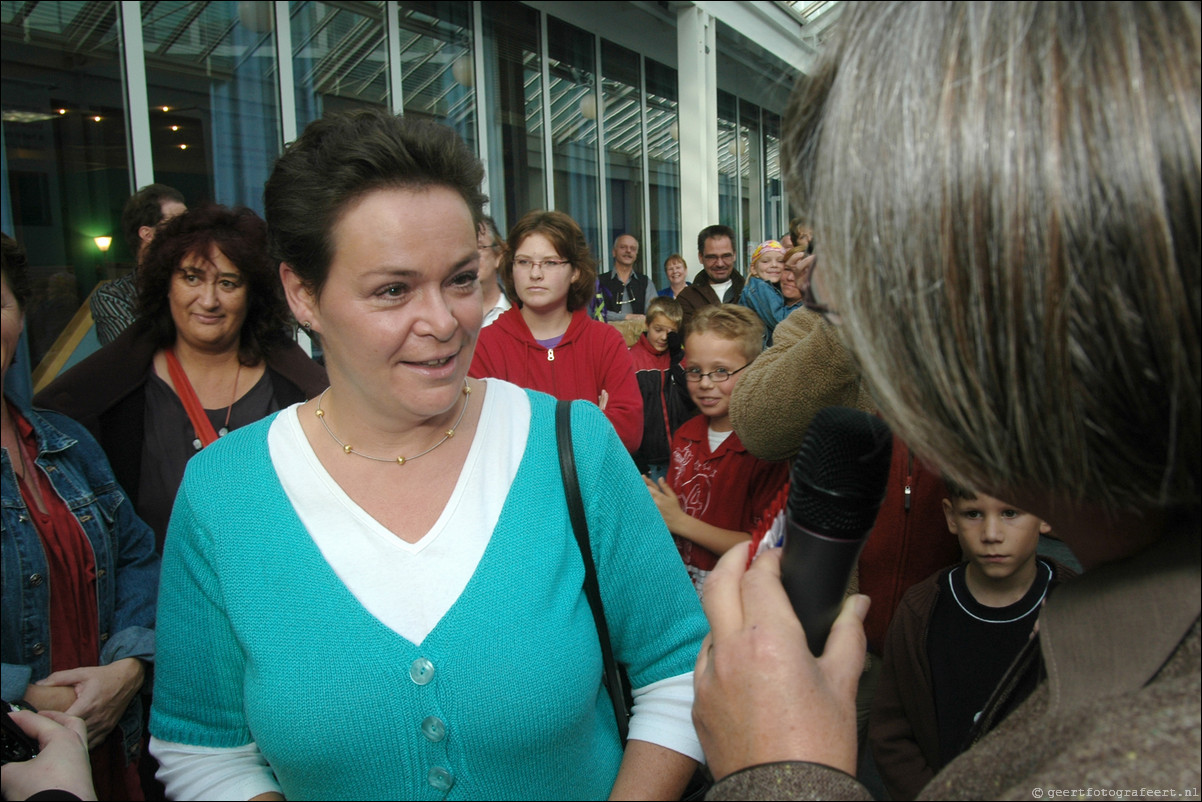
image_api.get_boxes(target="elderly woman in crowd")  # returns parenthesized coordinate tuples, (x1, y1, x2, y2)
(658, 254, 690, 299)
(470, 210, 644, 452)
(696, 2, 1199, 798)
(35, 205, 327, 549)
(2, 233, 159, 800)
(148, 109, 706, 800)
(779, 246, 811, 315)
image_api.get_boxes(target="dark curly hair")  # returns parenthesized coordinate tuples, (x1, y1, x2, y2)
(1, 232, 32, 310)
(136, 204, 291, 365)
(264, 108, 487, 299)
(499, 210, 597, 312)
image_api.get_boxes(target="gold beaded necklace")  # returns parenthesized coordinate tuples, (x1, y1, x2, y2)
(314, 381, 471, 466)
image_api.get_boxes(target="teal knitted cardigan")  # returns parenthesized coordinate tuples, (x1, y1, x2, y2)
(150, 391, 708, 800)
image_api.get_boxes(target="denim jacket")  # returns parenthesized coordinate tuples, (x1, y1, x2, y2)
(1, 400, 159, 761)
(739, 276, 800, 348)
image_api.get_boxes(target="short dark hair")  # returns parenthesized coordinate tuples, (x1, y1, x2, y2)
(1, 232, 31, 310)
(696, 224, 736, 255)
(121, 183, 185, 256)
(137, 204, 290, 365)
(264, 108, 487, 298)
(500, 210, 597, 312)
(478, 215, 503, 248)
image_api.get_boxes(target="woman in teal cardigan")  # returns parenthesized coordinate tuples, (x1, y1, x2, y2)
(149, 109, 708, 800)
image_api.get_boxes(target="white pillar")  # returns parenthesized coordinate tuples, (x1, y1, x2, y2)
(121, 1, 154, 190)
(675, 5, 718, 277)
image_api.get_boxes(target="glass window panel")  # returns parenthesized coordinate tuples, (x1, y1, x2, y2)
(740, 99, 762, 257)
(644, 58, 678, 286)
(601, 40, 642, 274)
(396, 2, 476, 151)
(142, 0, 282, 212)
(292, 1, 388, 131)
(547, 17, 599, 253)
(715, 19, 800, 253)
(481, 1, 542, 235)
(1, 0, 129, 374)
(764, 111, 785, 241)
(716, 89, 742, 259)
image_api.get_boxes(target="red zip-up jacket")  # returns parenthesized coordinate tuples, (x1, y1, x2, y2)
(470, 307, 643, 451)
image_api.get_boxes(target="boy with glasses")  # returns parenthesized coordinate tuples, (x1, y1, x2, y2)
(644, 304, 787, 597)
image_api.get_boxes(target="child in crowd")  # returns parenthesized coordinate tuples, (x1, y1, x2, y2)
(869, 479, 1077, 801)
(738, 240, 789, 347)
(644, 304, 788, 596)
(630, 297, 694, 481)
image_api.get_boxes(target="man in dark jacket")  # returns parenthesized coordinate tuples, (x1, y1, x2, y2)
(598, 233, 656, 321)
(677, 224, 745, 323)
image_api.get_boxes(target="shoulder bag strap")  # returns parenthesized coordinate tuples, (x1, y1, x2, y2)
(555, 399, 631, 744)
(164, 348, 220, 447)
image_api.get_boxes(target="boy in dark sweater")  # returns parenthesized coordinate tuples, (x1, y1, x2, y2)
(868, 479, 1075, 800)
(629, 297, 694, 480)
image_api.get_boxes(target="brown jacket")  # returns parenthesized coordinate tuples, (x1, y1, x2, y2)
(707, 522, 1201, 800)
(869, 559, 1078, 801)
(676, 269, 746, 322)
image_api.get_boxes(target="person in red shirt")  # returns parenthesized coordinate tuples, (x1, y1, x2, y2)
(470, 211, 642, 451)
(644, 305, 788, 597)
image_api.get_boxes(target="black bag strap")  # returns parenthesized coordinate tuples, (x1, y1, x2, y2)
(555, 400, 631, 743)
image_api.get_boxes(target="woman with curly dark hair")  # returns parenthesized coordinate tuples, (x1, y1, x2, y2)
(36, 204, 327, 549)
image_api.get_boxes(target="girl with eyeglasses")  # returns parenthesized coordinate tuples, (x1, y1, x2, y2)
(470, 210, 643, 452)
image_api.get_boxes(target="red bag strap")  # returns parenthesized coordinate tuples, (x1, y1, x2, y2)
(164, 348, 219, 448)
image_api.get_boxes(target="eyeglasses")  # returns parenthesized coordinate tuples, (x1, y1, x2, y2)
(478, 243, 501, 253)
(683, 364, 750, 383)
(702, 253, 735, 264)
(513, 257, 571, 271)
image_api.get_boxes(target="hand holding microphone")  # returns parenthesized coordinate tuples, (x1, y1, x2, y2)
(694, 407, 890, 780)
(780, 406, 892, 655)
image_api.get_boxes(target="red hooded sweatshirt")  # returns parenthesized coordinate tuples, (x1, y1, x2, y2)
(470, 307, 643, 451)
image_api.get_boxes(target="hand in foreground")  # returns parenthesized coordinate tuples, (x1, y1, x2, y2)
(1, 710, 98, 801)
(693, 543, 869, 781)
(37, 658, 145, 748)
(789, 254, 816, 297)
(643, 475, 685, 531)
(598, 389, 610, 411)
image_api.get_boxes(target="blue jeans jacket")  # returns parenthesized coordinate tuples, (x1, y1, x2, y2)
(1, 400, 159, 761)
(739, 277, 802, 348)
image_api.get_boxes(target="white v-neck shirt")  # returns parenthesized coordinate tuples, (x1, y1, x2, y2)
(270, 379, 527, 644)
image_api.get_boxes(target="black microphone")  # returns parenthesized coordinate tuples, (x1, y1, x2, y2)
(780, 406, 892, 656)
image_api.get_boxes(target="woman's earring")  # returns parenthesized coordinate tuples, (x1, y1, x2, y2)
(300, 321, 312, 332)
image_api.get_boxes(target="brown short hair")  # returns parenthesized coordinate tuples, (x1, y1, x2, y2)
(645, 296, 683, 329)
(685, 304, 764, 364)
(265, 108, 487, 298)
(782, 1, 1200, 513)
(500, 210, 597, 312)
